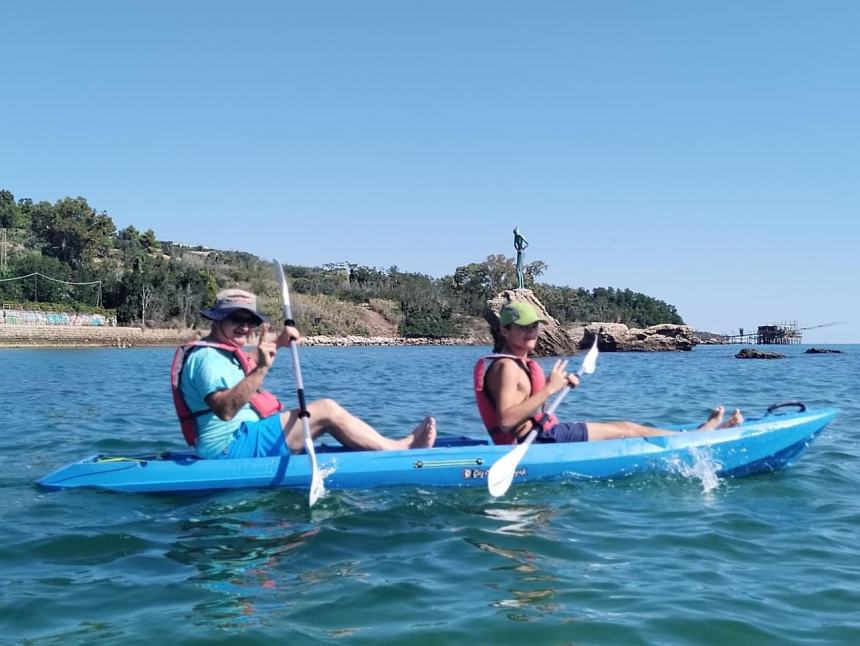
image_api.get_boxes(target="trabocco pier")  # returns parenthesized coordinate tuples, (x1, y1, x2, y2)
(718, 321, 844, 345)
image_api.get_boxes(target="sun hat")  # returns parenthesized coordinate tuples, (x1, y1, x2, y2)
(200, 288, 267, 324)
(499, 301, 548, 327)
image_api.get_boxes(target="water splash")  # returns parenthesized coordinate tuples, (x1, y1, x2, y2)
(670, 447, 723, 494)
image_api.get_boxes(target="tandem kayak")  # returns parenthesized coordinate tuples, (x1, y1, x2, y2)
(38, 403, 836, 494)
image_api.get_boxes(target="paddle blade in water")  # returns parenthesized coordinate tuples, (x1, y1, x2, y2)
(308, 454, 325, 505)
(487, 432, 534, 497)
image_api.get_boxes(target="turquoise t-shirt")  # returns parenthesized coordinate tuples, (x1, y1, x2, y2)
(180, 346, 261, 458)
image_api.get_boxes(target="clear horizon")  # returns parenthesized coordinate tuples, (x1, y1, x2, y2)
(2, 1, 857, 343)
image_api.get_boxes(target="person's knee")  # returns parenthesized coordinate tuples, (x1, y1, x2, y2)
(309, 398, 344, 421)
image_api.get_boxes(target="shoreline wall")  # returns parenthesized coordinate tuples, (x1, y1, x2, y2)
(0, 325, 195, 348)
(0, 325, 483, 348)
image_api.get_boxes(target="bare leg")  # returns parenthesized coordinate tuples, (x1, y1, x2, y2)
(585, 407, 742, 441)
(585, 421, 676, 441)
(279, 399, 436, 453)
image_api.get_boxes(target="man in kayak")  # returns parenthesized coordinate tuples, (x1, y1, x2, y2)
(474, 302, 743, 445)
(173, 289, 436, 458)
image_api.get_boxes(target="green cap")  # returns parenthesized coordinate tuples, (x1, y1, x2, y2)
(499, 302, 548, 327)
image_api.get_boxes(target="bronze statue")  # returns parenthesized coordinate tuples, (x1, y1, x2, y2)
(513, 226, 529, 289)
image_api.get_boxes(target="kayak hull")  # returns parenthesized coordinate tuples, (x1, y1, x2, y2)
(37, 407, 837, 494)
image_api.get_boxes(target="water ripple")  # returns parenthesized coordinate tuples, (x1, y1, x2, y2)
(2, 345, 860, 643)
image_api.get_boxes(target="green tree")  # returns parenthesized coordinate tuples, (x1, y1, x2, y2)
(1, 252, 73, 303)
(117, 255, 169, 325)
(29, 197, 115, 267)
(170, 263, 216, 326)
(140, 229, 160, 254)
(0, 190, 29, 229)
(444, 254, 546, 316)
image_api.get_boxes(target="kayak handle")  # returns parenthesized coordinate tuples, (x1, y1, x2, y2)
(766, 401, 807, 415)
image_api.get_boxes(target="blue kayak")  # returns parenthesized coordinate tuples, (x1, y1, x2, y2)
(37, 403, 836, 494)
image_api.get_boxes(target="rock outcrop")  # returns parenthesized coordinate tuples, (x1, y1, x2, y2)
(692, 331, 730, 344)
(485, 289, 578, 356)
(572, 322, 697, 352)
(484, 290, 698, 356)
(736, 348, 785, 359)
(805, 347, 843, 354)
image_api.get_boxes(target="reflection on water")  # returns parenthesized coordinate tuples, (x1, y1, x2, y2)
(166, 499, 319, 629)
(481, 504, 558, 537)
(462, 502, 568, 622)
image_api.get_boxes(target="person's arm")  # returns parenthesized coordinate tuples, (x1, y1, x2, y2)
(205, 363, 270, 421)
(206, 326, 279, 421)
(487, 359, 578, 434)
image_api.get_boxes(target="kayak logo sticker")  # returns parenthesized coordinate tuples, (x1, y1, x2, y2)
(462, 467, 526, 480)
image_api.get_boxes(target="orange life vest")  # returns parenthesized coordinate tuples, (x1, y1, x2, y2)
(170, 340, 283, 447)
(473, 354, 559, 445)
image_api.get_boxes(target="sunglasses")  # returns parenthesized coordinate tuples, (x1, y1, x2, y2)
(226, 312, 261, 327)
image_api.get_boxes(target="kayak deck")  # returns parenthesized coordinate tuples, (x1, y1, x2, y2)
(37, 406, 837, 493)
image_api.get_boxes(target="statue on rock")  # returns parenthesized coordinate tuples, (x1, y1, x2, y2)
(513, 226, 529, 290)
(481, 228, 696, 355)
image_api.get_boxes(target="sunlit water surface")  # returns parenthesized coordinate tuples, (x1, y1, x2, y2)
(2, 344, 858, 644)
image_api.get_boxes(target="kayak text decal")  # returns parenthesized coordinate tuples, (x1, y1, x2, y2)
(462, 467, 526, 480)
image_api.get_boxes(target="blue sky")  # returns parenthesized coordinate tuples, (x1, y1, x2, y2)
(2, 1, 858, 342)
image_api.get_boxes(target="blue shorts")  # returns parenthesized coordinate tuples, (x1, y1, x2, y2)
(534, 421, 589, 443)
(223, 415, 289, 459)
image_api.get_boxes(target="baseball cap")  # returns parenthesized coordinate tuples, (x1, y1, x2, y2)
(499, 301, 548, 327)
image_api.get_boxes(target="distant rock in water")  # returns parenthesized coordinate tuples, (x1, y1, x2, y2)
(736, 348, 785, 359)
(805, 347, 843, 354)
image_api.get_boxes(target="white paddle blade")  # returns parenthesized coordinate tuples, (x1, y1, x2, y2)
(272, 259, 292, 318)
(487, 432, 534, 497)
(307, 436, 325, 506)
(579, 335, 600, 376)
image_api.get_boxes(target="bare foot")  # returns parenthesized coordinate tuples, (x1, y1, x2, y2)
(406, 416, 437, 449)
(698, 406, 725, 431)
(719, 409, 744, 428)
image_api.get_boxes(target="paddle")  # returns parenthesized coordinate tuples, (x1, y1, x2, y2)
(272, 259, 325, 506)
(487, 333, 600, 498)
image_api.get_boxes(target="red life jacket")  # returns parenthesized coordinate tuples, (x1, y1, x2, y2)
(473, 354, 560, 445)
(170, 340, 283, 447)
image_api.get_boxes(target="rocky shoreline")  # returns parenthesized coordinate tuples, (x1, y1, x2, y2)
(0, 325, 486, 349)
(0, 323, 702, 351)
(0, 318, 728, 353)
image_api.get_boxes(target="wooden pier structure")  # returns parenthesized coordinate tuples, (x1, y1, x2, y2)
(722, 322, 802, 345)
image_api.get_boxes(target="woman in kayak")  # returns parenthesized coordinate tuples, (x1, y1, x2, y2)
(475, 301, 743, 445)
(173, 289, 436, 459)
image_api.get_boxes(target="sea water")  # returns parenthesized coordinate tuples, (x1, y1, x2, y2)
(1, 344, 858, 645)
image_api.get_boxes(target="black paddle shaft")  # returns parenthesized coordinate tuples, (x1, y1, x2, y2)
(283, 316, 311, 419)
